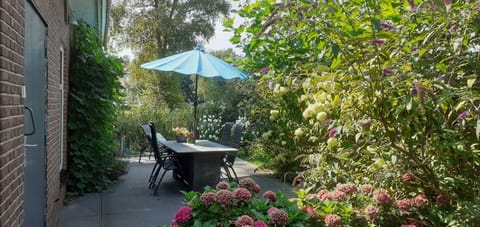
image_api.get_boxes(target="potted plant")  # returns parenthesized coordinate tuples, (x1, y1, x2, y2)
(172, 127, 189, 143)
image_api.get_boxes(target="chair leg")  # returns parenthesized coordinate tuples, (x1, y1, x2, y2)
(223, 164, 238, 184)
(153, 168, 169, 196)
(149, 162, 162, 189)
(228, 165, 239, 183)
(139, 143, 147, 163)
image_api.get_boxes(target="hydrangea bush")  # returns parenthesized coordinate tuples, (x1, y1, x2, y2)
(170, 178, 309, 226)
(227, 0, 480, 225)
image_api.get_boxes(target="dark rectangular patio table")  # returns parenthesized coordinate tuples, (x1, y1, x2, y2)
(161, 140, 238, 191)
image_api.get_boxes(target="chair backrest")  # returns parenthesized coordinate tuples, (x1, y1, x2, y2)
(220, 123, 243, 164)
(230, 124, 243, 149)
(140, 123, 166, 145)
(219, 122, 234, 146)
(148, 122, 167, 161)
(140, 124, 153, 144)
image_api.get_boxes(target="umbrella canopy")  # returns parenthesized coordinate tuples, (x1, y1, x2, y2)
(140, 44, 250, 139)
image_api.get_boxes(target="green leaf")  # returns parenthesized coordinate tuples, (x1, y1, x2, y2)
(330, 57, 341, 69)
(436, 63, 447, 74)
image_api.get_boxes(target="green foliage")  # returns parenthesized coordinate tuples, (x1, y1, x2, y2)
(67, 22, 124, 194)
(230, 0, 480, 225)
(110, 0, 230, 109)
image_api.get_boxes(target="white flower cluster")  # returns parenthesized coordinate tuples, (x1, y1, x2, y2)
(198, 114, 222, 140)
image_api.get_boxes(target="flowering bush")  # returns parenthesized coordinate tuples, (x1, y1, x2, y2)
(229, 0, 480, 225)
(172, 127, 190, 137)
(170, 178, 309, 226)
(198, 114, 222, 141)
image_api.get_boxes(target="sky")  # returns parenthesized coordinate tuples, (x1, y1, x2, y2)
(204, 0, 244, 53)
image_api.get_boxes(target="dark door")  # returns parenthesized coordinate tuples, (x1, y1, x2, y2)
(24, 1, 47, 226)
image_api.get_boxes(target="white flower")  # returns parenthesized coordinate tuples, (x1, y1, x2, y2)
(262, 131, 272, 139)
(302, 107, 315, 119)
(316, 112, 328, 121)
(270, 110, 280, 119)
(294, 128, 304, 137)
(327, 137, 338, 148)
(311, 103, 325, 113)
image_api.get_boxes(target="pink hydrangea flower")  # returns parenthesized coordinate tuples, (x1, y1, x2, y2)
(407, 0, 416, 11)
(373, 189, 392, 205)
(216, 181, 230, 190)
(235, 215, 254, 227)
(267, 207, 279, 215)
(336, 183, 357, 194)
(401, 173, 417, 182)
(174, 206, 192, 223)
(253, 220, 268, 227)
(200, 192, 216, 205)
(324, 214, 341, 227)
(396, 198, 413, 211)
(383, 67, 394, 75)
(414, 194, 428, 207)
(401, 221, 420, 227)
(371, 39, 385, 45)
(381, 21, 394, 30)
(235, 188, 252, 202)
(458, 111, 469, 119)
(268, 209, 288, 226)
(329, 190, 347, 201)
(317, 189, 330, 200)
(216, 189, 235, 206)
(239, 177, 258, 193)
(263, 190, 277, 201)
(361, 184, 374, 193)
(437, 194, 450, 205)
(328, 128, 337, 137)
(365, 205, 380, 218)
(171, 219, 180, 227)
(254, 184, 261, 194)
(260, 66, 270, 73)
(305, 206, 317, 218)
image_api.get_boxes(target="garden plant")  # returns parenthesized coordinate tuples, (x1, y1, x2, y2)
(224, 0, 480, 225)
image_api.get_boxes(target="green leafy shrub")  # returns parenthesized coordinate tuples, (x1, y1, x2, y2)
(67, 21, 124, 194)
(229, 0, 480, 224)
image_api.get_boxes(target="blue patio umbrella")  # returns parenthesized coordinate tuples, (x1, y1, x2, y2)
(141, 44, 249, 138)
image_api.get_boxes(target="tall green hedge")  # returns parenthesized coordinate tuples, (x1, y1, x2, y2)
(67, 22, 124, 194)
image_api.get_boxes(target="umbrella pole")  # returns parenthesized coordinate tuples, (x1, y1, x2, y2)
(193, 74, 199, 139)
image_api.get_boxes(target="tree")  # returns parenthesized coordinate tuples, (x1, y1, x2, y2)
(110, 0, 230, 107)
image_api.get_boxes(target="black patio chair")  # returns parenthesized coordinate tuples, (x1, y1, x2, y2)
(139, 124, 167, 163)
(139, 124, 153, 163)
(148, 122, 187, 195)
(219, 123, 243, 183)
(142, 123, 169, 189)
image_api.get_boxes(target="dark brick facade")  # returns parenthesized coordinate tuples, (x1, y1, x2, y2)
(0, 0, 69, 226)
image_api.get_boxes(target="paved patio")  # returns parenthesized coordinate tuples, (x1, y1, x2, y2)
(57, 156, 295, 227)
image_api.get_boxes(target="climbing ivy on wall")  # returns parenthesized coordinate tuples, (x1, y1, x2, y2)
(67, 21, 124, 194)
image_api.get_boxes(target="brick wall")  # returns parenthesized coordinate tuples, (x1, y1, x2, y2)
(33, 0, 70, 226)
(0, 0, 26, 225)
(0, 0, 70, 226)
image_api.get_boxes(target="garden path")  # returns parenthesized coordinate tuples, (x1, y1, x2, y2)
(56, 156, 295, 227)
